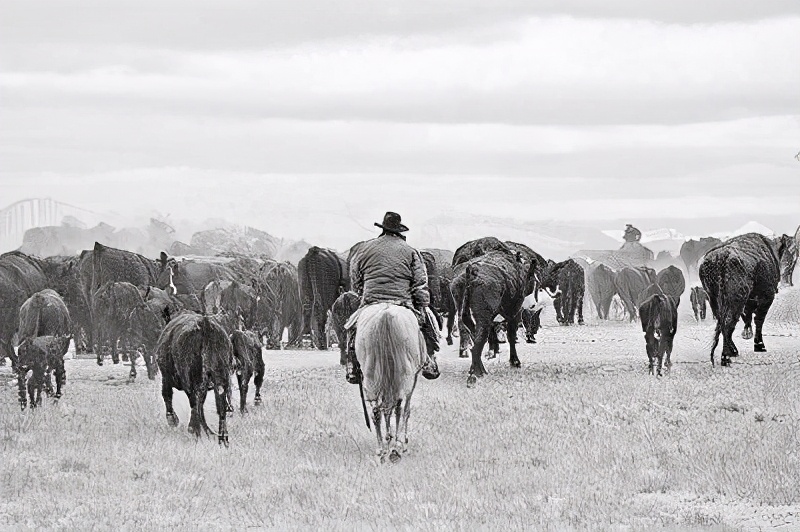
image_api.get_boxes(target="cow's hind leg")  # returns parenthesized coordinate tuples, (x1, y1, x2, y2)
(664, 337, 674, 375)
(753, 294, 775, 352)
(507, 315, 521, 368)
(741, 299, 756, 340)
(111, 342, 120, 365)
(29, 366, 45, 408)
(214, 384, 229, 447)
(17, 368, 28, 410)
(127, 342, 139, 381)
(53, 359, 66, 399)
(237, 368, 251, 414)
(467, 323, 491, 385)
(162, 376, 179, 427)
(188, 388, 212, 438)
(486, 325, 499, 359)
(445, 311, 454, 345)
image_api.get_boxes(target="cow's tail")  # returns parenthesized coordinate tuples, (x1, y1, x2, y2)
(460, 265, 479, 333)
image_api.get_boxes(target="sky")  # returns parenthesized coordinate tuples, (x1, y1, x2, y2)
(2, 1, 799, 248)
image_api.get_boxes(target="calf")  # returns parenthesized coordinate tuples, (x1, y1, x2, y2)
(230, 330, 265, 414)
(639, 294, 678, 377)
(690, 286, 707, 321)
(521, 306, 543, 343)
(17, 335, 71, 409)
(156, 313, 233, 446)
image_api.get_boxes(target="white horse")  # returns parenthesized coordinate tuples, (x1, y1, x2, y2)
(351, 303, 430, 463)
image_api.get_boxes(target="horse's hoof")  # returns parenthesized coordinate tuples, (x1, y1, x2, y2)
(389, 450, 401, 464)
(466, 374, 477, 388)
(721, 357, 730, 367)
(742, 329, 753, 340)
(96, 360, 103, 367)
(754, 343, 766, 352)
(446, 338, 453, 346)
(510, 360, 521, 368)
(166, 413, 179, 427)
(459, 351, 468, 359)
(254, 396, 262, 406)
(218, 435, 229, 448)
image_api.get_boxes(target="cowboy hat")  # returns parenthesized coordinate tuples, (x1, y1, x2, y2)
(374, 212, 409, 233)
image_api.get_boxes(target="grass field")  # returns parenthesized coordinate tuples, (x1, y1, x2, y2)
(1, 292, 799, 531)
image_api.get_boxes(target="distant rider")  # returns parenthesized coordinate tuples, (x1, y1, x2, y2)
(623, 224, 642, 243)
(345, 212, 440, 384)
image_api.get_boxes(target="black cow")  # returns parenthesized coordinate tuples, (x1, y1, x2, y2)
(230, 330, 265, 414)
(17, 289, 72, 343)
(156, 312, 233, 446)
(0, 252, 49, 368)
(451, 250, 538, 385)
(587, 264, 616, 319)
(41, 255, 93, 353)
(541, 259, 585, 325)
(690, 286, 708, 321)
(700, 233, 791, 366)
(776, 233, 798, 287)
(156, 257, 238, 312)
(253, 261, 303, 349)
(93, 282, 164, 379)
(639, 293, 678, 377)
(656, 265, 686, 300)
(680, 237, 722, 282)
(330, 291, 360, 365)
(521, 306, 543, 343)
(297, 246, 348, 349)
(141, 286, 184, 324)
(90, 243, 166, 351)
(16, 335, 71, 409)
(452, 237, 512, 267)
(203, 280, 257, 334)
(615, 267, 657, 322)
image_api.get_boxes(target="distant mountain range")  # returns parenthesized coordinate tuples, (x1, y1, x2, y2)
(1, 198, 795, 262)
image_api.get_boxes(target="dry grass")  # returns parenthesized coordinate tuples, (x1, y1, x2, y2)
(1, 296, 799, 531)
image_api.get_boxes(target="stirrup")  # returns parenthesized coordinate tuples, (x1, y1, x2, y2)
(345, 358, 361, 385)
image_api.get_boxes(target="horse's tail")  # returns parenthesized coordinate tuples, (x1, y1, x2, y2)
(365, 307, 421, 406)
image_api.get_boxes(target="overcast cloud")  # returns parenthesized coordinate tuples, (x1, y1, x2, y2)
(1, 1, 798, 247)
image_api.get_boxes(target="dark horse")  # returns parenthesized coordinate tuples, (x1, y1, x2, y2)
(700, 233, 790, 366)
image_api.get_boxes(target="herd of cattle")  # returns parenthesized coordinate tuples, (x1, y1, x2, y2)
(1, 229, 797, 444)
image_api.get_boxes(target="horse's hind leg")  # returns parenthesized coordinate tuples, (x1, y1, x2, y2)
(387, 401, 402, 463)
(370, 402, 387, 460)
(397, 395, 413, 455)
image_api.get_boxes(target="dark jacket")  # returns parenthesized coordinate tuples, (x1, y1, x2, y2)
(349, 233, 430, 308)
